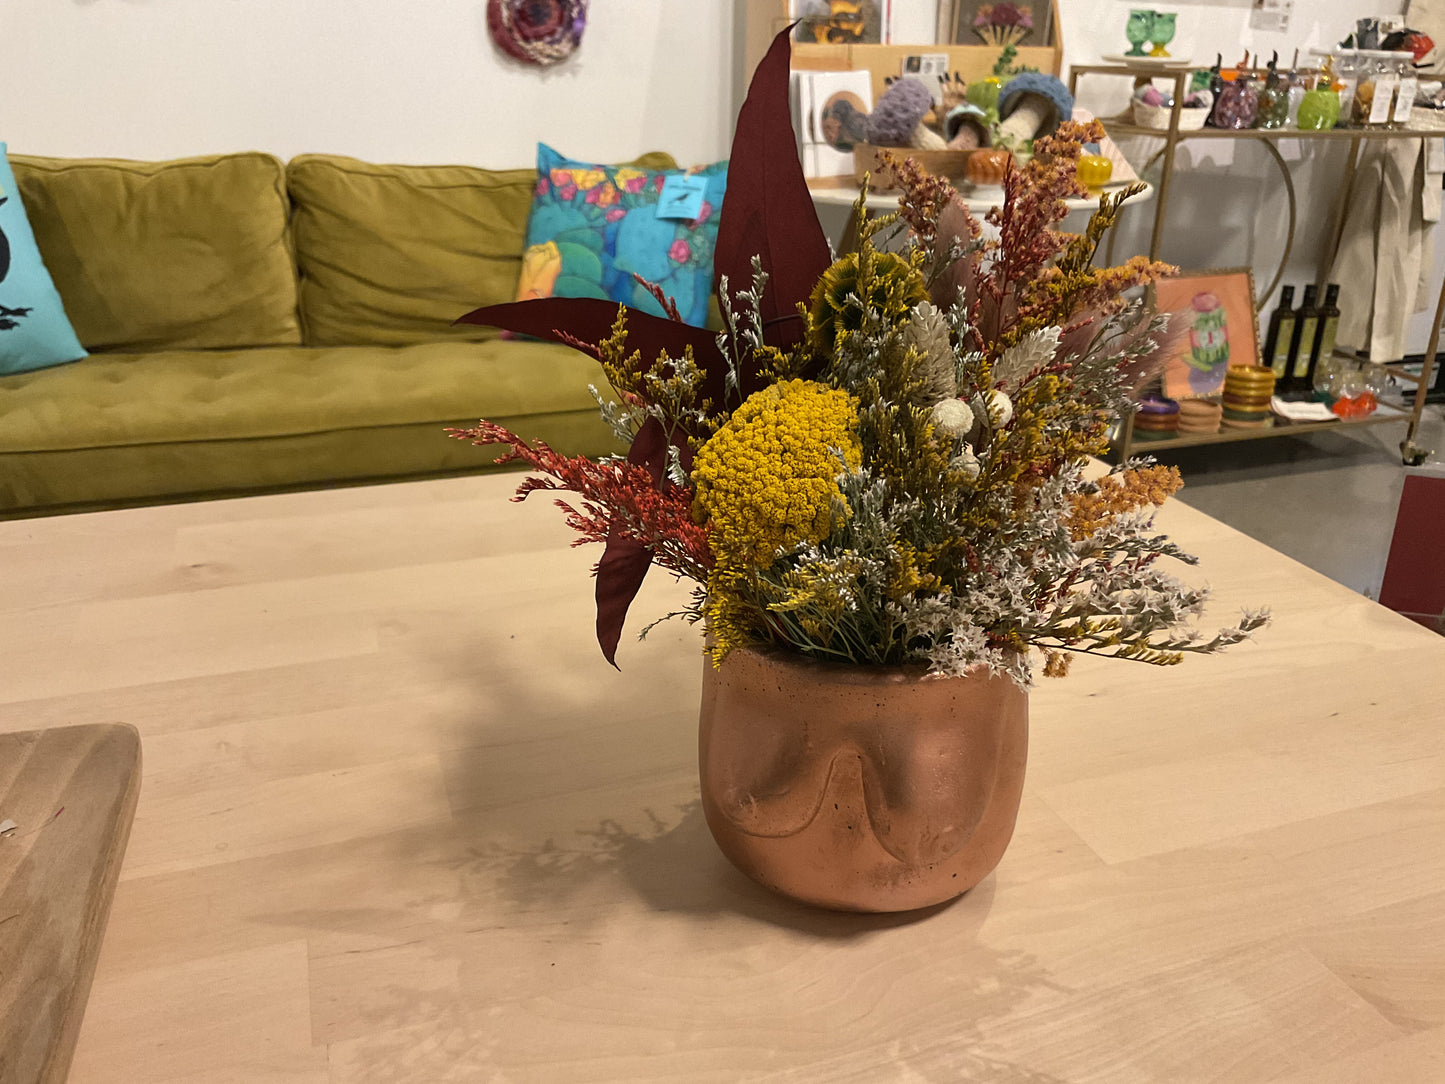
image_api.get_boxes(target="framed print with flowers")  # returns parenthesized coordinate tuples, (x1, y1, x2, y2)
(949, 0, 1054, 47)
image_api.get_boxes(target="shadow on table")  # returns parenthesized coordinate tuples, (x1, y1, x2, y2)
(492, 797, 1004, 940)
(488, 801, 1068, 1081)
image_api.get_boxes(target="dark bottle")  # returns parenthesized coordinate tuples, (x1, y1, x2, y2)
(1262, 285, 1297, 381)
(1205, 55, 1226, 126)
(1309, 283, 1343, 395)
(1285, 283, 1321, 395)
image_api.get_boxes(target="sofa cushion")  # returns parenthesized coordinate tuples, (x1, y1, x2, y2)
(0, 145, 88, 374)
(518, 143, 727, 328)
(0, 341, 624, 512)
(8, 151, 300, 352)
(286, 152, 677, 348)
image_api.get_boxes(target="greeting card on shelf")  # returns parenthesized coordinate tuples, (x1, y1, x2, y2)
(794, 69, 875, 179)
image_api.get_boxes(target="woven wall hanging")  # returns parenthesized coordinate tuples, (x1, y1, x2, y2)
(487, 0, 589, 66)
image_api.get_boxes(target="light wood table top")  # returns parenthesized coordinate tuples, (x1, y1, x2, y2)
(2, 472, 1443, 1082)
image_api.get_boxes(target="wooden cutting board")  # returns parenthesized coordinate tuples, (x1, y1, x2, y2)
(0, 724, 141, 1084)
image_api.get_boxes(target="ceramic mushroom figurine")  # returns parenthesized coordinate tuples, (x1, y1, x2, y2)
(995, 72, 1074, 150)
(867, 77, 948, 150)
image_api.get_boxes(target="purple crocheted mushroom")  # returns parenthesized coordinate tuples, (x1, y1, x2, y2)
(865, 78, 935, 146)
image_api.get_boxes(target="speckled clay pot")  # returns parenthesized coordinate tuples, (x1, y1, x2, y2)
(698, 646, 1029, 912)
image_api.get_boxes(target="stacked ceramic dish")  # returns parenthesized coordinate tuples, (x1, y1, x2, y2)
(1133, 396, 1180, 440)
(1177, 398, 1223, 435)
(1221, 365, 1276, 430)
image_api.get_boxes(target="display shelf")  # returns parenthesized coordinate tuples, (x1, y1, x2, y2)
(1100, 119, 1443, 141)
(1071, 62, 1441, 465)
(1118, 406, 1410, 453)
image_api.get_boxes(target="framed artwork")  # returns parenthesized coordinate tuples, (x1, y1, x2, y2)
(1151, 268, 1260, 400)
(790, 0, 892, 46)
(944, 1, 1054, 48)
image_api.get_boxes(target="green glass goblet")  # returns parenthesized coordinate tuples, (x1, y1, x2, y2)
(1125, 10, 1154, 57)
(1149, 12, 1177, 58)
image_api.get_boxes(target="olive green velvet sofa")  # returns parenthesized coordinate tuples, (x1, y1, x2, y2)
(0, 149, 675, 517)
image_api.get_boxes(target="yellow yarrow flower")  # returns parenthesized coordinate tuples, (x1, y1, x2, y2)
(692, 379, 861, 569)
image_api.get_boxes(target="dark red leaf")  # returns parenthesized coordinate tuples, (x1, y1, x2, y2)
(713, 25, 831, 360)
(595, 531, 653, 668)
(458, 297, 715, 363)
(625, 415, 667, 479)
(590, 415, 703, 666)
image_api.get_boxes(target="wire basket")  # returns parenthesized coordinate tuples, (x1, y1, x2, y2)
(1131, 100, 1211, 130)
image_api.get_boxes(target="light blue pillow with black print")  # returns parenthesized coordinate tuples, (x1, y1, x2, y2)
(0, 143, 87, 375)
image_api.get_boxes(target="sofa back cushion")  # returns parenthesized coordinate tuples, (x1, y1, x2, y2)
(9, 152, 300, 351)
(286, 152, 676, 347)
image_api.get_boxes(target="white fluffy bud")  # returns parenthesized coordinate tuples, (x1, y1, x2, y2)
(950, 445, 981, 484)
(972, 389, 1013, 431)
(930, 397, 974, 438)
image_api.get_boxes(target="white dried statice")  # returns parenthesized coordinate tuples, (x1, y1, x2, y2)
(902, 302, 957, 405)
(991, 326, 1062, 390)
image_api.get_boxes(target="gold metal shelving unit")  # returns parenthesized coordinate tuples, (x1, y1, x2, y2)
(1070, 61, 1441, 463)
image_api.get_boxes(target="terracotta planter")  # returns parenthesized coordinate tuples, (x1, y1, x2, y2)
(698, 646, 1029, 912)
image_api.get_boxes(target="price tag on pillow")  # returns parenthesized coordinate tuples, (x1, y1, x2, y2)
(657, 174, 708, 220)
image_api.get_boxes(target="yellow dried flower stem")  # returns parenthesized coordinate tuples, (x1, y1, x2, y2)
(1042, 651, 1073, 678)
(597, 307, 646, 400)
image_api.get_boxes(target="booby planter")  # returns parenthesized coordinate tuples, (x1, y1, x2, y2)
(700, 647, 1028, 912)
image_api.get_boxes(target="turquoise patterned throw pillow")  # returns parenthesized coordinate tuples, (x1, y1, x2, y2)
(515, 143, 727, 328)
(0, 144, 87, 375)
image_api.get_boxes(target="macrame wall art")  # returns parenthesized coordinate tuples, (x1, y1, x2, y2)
(487, 0, 589, 66)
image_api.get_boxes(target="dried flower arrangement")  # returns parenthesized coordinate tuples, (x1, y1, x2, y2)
(451, 30, 1267, 686)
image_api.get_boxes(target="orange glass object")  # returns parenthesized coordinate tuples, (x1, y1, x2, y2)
(1332, 390, 1378, 418)
(698, 646, 1029, 912)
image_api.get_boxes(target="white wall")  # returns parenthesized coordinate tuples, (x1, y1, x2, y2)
(4, 0, 1437, 349)
(0, 0, 737, 167)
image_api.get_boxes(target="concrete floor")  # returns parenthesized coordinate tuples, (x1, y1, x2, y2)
(1153, 403, 1445, 600)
